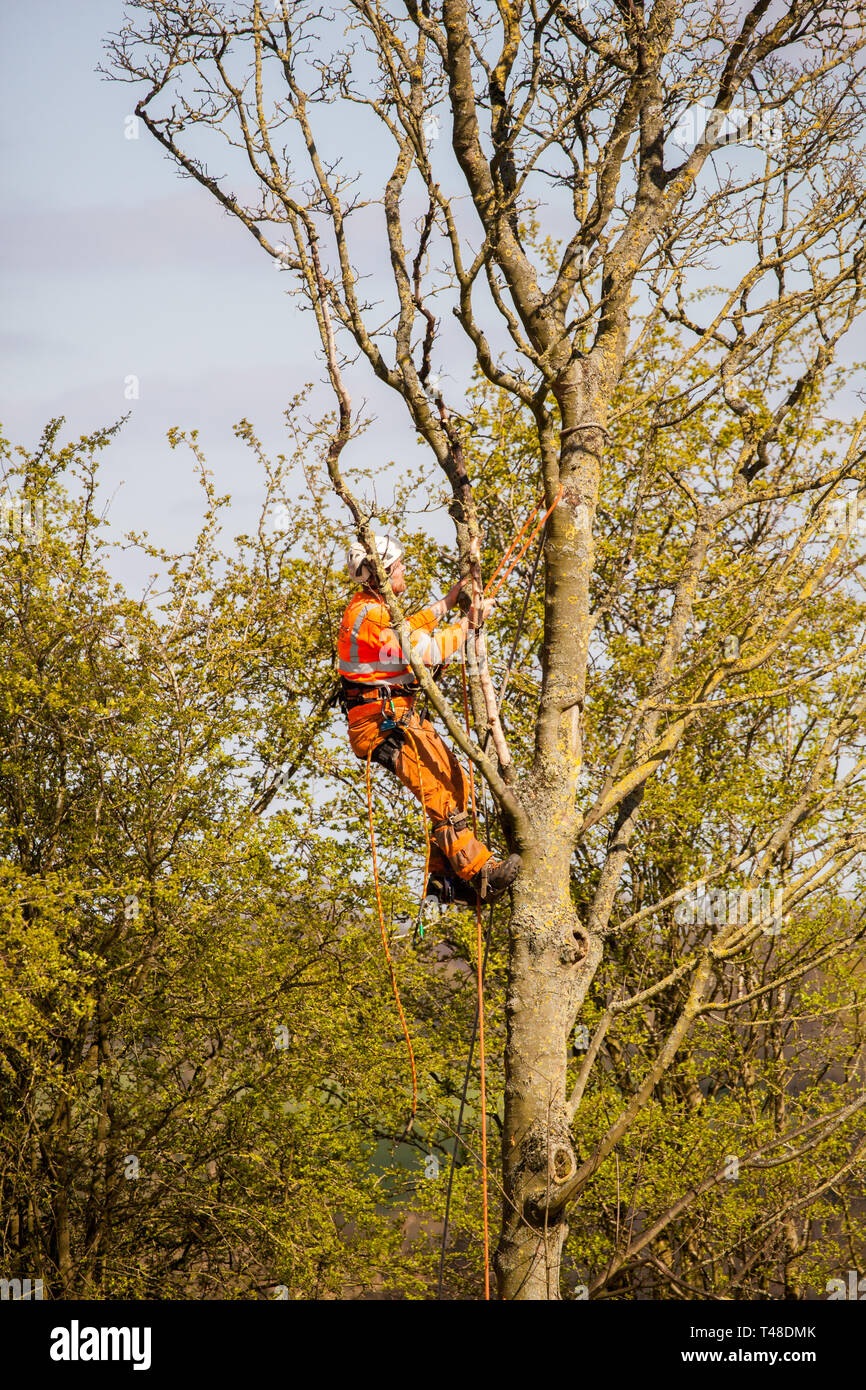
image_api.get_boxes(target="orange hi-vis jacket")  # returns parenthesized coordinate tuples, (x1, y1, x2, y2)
(337, 589, 466, 714)
(337, 587, 491, 881)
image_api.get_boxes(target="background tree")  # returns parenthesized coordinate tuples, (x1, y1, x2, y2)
(3, 355, 865, 1299)
(104, 0, 866, 1297)
(0, 418, 502, 1300)
(458, 357, 866, 1299)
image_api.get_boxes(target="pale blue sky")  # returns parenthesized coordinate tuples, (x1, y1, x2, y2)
(2, 3, 861, 599)
(0, 0, 423, 596)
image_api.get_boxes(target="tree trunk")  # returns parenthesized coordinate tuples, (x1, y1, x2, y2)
(495, 397, 606, 1298)
(494, 826, 601, 1298)
(54, 1096, 74, 1297)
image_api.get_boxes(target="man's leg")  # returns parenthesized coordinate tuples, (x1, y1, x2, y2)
(410, 717, 522, 901)
(350, 703, 518, 900)
(391, 717, 492, 881)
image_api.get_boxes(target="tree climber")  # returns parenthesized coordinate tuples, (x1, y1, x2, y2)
(338, 534, 521, 905)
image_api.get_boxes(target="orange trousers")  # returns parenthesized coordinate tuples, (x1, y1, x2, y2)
(348, 696, 492, 881)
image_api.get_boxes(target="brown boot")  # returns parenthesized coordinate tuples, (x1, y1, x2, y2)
(476, 853, 521, 902)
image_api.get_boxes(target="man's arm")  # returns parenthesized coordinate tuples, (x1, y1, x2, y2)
(376, 581, 494, 670)
(428, 574, 469, 622)
(406, 588, 496, 668)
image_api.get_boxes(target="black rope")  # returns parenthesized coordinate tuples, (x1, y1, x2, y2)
(483, 517, 549, 752)
(435, 519, 549, 1299)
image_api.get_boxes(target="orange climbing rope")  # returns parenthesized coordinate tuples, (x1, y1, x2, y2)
(364, 688, 490, 1296)
(402, 724, 433, 941)
(447, 486, 563, 1299)
(461, 654, 490, 1301)
(365, 746, 418, 1130)
(362, 483, 563, 1295)
(484, 483, 563, 601)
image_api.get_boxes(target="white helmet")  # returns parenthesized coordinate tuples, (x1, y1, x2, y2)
(346, 533, 403, 583)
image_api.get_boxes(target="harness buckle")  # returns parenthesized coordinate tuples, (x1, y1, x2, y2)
(380, 690, 412, 732)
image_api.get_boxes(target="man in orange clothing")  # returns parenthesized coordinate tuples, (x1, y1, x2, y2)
(338, 533, 520, 905)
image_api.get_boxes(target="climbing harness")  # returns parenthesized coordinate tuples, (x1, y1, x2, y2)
(339, 676, 420, 715)
(379, 688, 409, 733)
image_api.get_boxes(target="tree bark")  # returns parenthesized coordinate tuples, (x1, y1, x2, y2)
(496, 833, 603, 1298)
(496, 402, 605, 1299)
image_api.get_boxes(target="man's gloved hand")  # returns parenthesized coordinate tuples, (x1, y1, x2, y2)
(445, 574, 470, 611)
(430, 575, 469, 621)
(470, 595, 496, 626)
(442, 575, 495, 625)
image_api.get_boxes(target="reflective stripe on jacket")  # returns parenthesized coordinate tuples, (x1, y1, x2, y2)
(337, 589, 465, 686)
